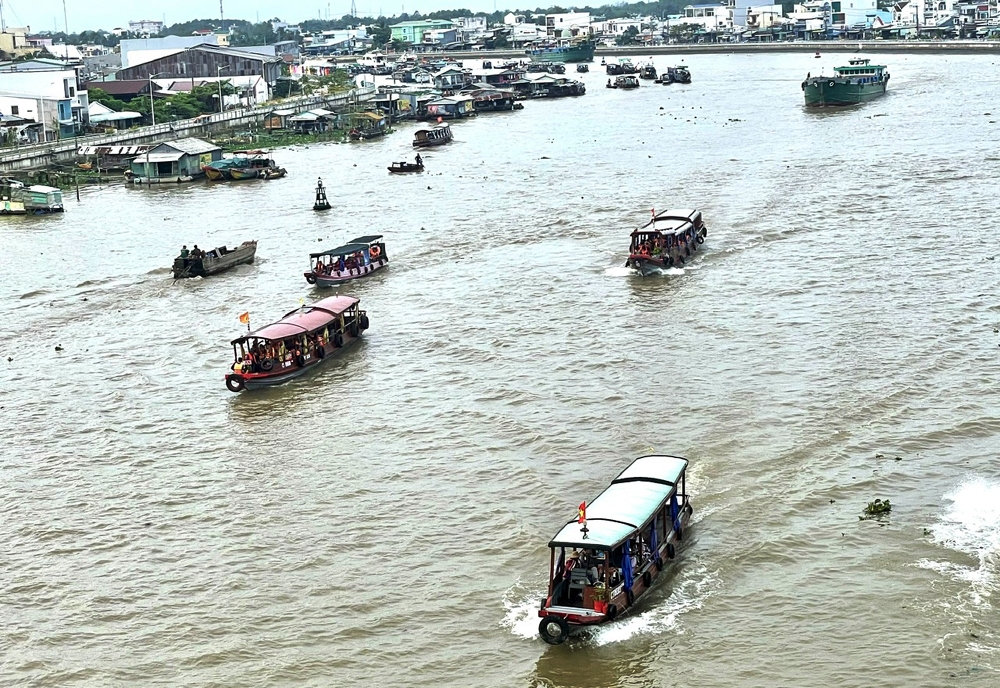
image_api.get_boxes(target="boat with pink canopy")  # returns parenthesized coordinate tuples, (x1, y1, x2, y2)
(225, 295, 368, 392)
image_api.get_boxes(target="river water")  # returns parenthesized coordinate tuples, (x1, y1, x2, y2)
(2, 51, 1000, 687)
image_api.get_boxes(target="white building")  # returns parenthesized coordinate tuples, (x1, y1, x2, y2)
(789, 0, 832, 32)
(830, 0, 878, 27)
(128, 20, 164, 36)
(745, 4, 786, 28)
(592, 19, 646, 36)
(545, 12, 592, 37)
(0, 65, 87, 139)
(503, 13, 525, 24)
(678, 3, 734, 30)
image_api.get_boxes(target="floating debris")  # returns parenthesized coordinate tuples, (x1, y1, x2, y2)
(860, 498, 892, 520)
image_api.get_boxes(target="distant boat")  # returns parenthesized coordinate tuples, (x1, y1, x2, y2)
(305, 235, 389, 287)
(388, 160, 424, 173)
(413, 122, 452, 148)
(626, 209, 707, 276)
(802, 58, 889, 106)
(607, 75, 640, 89)
(526, 38, 595, 63)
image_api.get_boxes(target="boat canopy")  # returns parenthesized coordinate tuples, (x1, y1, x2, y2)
(349, 234, 383, 245)
(548, 455, 688, 550)
(234, 296, 359, 343)
(309, 242, 370, 259)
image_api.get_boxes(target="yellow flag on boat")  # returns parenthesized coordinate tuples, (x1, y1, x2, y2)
(238, 312, 250, 325)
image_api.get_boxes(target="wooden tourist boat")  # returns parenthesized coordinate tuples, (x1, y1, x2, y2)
(537, 455, 693, 645)
(576, 64, 589, 73)
(413, 122, 453, 148)
(388, 160, 424, 173)
(304, 235, 388, 287)
(639, 62, 657, 80)
(802, 58, 888, 106)
(173, 240, 257, 279)
(626, 208, 707, 276)
(224, 295, 369, 393)
(607, 75, 640, 89)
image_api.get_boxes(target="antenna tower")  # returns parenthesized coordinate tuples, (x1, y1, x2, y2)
(351, 0, 357, 17)
(220, 0, 224, 21)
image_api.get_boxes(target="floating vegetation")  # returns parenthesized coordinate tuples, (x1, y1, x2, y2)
(860, 498, 892, 520)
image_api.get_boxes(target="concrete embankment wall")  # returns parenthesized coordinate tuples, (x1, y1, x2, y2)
(0, 86, 376, 172)
(363, 40, 1000, 62)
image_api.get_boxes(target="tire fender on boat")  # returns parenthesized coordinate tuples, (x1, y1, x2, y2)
(316, 346, 326, 359)
(360, 314, 370, 331)
(674, 524, 683, 542)
(642, 571, 652, 588)
(538, 615, 570, 645)
(828, 81, 835, 87)
(305, 273, 317, 285)
(296, 355, 306, 367)
(697, 234, 705, 244)
(606, 604, 618, 620)
(626, 588, 635, 606)
(334, 333, 344, 348)
(225, 375, 245, 393)
(260, 358, 274, 372)
(666, 543, 676, 559)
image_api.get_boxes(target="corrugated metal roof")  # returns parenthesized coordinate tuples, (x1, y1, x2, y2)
(161, 137, 220, 155)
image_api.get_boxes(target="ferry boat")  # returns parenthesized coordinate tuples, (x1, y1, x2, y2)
(413, 122, 452, 148)
(537, 454, 693, 645)
(802, 58, 889, 106)
(526, 38, 595, 63)
(626, 208, 707, 276)
(173, 240, 257, 279)
(304, 235, 388, 287)
(225, 295, 368, 392)
(639, 62, 657, 80)
(607, 75, 640, 89)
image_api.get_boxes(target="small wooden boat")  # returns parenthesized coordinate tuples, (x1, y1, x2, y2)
(313, 178, 331, 211)
(413, 122, 452, 148)
(229, 167, 260, 181)
(225, 295, 369, 393)
(173, 240, 257, 279)
(626, 208, 707, 276)
(666, 65, 691, 84)
(576, 64, 589, 73)
(607, 75, 640, 89)
(388, 160, 424, 173)
(639, 62, 657, 80)
(304, 235, 388, 287)
(537, 455, 693, 645)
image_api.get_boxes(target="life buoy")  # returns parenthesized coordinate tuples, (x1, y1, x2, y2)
(666, 543, 676, 559)
(360, 314, 370, 331)
(333, 333, 344, 348)
(225, 375, 244, 392)
(538, 616, 570, 645)
(260, 358, 274, 372)
(642, 571, 652, 588)
(306, 273, 317, 285)
(370, 245, 381, 258)
(316, 346, 326, 359)
(828, 81, 835, 88)
(296, 354, 306, 367)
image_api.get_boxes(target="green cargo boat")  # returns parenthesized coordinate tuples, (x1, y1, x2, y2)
(802, 58, 889, 106)
(527, 38, 595, 63)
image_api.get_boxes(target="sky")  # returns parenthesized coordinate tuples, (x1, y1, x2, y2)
(5, 0, 515, 33)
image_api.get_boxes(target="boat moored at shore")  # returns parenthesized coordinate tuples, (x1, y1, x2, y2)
(627, 209, 707, 276)
(0, 179, 64, 214)
(802, 58, 889, 106)
(304, 235, 388, 287)
(225, 295, 369, 392)
(537, 454, 693, 645)
(173, 240, 257, 279)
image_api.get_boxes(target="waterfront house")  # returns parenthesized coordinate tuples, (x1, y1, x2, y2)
(389, 19, 456, 44)
(425, 95, 475, 119)
(263, 108, 296, 130)
(432, 66, 469, 91)
(0, 63, 87, 139)
(290, 108, 335, 133)
(87, 101, 142, 130)
(460, 86, 517, 112)
(129, 137, 222, 183)
(467, 67, 525, 86)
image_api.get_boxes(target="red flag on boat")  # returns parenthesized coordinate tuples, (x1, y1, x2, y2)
(238, 312, 250, 325)
(577, 501, 587, 523)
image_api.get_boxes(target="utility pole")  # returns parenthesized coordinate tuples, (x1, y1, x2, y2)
(0, 1, 6, 33)
(62, 0, 69, 59)
(220, 0, 224, 22)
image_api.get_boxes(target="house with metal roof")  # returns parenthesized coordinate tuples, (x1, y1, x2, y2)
(389, 19, 456, 44)
(128, 137, 222, 183)
(289, 108, 336, 133)
(115, 44, 283, 89)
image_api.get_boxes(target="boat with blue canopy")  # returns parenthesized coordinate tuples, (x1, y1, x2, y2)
(304, 235, 388, 287)
(537, 454, 692, 644)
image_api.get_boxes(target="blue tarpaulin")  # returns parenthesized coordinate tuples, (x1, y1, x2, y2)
(622, 539, 634, 592)
(649, 518, 660, 563)
(670, 493, 680, 532)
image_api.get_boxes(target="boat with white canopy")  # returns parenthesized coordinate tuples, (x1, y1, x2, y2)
(537, 454, 693, 644)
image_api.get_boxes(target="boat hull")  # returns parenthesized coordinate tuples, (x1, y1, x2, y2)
(539, 500, 693, 637)
(234, 332, 364, 391)
(310, 258, 389, 287)
(803, 77, 887, 106)
(528, 41, 595, 63)
(173, 243, 257, 279)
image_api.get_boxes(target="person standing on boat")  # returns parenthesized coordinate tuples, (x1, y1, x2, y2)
(415, 153, 423, 167)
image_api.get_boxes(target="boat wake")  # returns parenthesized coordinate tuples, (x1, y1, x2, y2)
(500, 565, 718, 646)
(917, 477, 1000, 610)
(603, 266, 687, 277)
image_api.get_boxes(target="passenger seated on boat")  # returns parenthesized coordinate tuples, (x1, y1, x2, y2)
(231, 357, 244, 373)
(180, 245, 189, 258)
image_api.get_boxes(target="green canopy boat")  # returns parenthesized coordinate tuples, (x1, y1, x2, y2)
(802, 58, 889, 106)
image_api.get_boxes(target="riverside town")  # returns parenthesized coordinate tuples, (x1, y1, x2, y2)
(3, 0, 1000, 685)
